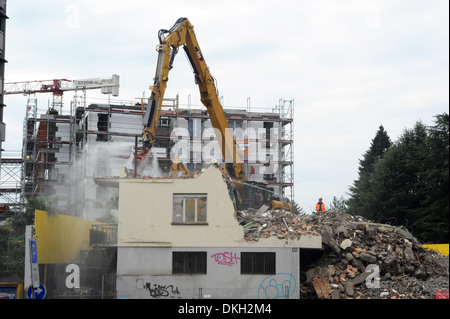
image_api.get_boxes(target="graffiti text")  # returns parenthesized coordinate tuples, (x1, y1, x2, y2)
(144, 282, 181, 299)
(211, 252, 240, 267)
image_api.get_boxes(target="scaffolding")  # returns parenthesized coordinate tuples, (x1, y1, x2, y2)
(272, 98, 294, 202)
(13, 77, 119, 212)
(20, 96, 75, 212)
(0, 157, 22, 216)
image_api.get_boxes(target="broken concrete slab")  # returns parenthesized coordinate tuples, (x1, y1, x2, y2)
(255, 204, 269, 216)
(331, 289, 340, 299)
(344, 281, 354, 297)
(340, 239, 352, 250)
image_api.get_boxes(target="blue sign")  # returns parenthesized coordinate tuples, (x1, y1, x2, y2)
(29, 237, 40, 289)
(30, 238, 38, 264)
(27, 285, 46, 299)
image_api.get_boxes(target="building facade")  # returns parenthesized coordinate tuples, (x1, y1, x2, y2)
(116, 165, 320, 299)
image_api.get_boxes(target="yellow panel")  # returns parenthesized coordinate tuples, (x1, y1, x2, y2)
(35, 210, 106, 264)
(423, 244, 449, 256)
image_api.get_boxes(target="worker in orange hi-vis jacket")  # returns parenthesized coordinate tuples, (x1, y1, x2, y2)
(315, 197, 326, 213)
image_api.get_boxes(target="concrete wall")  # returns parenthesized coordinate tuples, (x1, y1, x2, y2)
(116, 246, 300, 299)
(117, 165, 243, 247)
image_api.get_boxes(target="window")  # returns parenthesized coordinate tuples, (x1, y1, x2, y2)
(96, 113, 109, 141)
(160, 118, 169, 127)
(172, 194, 207, 224)
(241, 252, 276, 275)
(173, 252, 207, 274)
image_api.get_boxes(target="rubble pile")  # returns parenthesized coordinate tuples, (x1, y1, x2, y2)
(305, 210, 449, 299)
(237, 208, 449, 299)
(236, 205, 321, 242)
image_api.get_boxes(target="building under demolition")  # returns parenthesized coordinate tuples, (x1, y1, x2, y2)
(20, 97, 294, 221)
(13, 95, 320, 300)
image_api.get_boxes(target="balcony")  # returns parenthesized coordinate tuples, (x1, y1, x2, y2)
(90, 224, 118, 247)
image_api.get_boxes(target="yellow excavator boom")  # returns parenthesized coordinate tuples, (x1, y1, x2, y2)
(141, 18, 291, 212)
(142, 18, 244, 189)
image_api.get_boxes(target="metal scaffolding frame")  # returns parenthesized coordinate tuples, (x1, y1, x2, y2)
(273, 98, 294, 202)
(0, 157, 23, 215)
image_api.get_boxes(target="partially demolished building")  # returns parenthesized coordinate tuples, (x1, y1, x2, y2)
(116, 164, 320, 299)
(19, 97, 315, 299)
(21, 98, 294, 221)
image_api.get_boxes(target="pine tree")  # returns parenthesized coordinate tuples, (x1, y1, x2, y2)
(413, 113, 449, 243)
(347, 125, 391, 218)
(370, 122, 428, 227)
(347, 114, 449, 243)
(329, 195, 348, 212)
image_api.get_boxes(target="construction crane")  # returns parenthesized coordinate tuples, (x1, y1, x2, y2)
(3, 75, 120, 112)
(1, 75, 120, 204)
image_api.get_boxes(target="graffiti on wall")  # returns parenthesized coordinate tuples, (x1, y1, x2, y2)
(210, 251, 240, 267)
(258, 273, 296, 299)
(144, 282, 181, 298)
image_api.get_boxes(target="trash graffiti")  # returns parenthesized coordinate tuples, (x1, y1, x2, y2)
(211, 251, 240, 267)
(258, 273, 296, 299)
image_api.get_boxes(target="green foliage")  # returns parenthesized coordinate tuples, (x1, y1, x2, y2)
(347, 114, 449, 243)
(347, 125, 392, 218)
(0, 196, 58, 271)
(329, 195, 348, 212)
(7, 196, 56, 234)
(292, 201, 305, 215)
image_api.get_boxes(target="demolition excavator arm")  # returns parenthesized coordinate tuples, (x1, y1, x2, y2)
(142, 17, 245, 191)
(141, 17, 291, 212)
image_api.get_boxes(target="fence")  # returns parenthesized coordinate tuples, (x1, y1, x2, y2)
(116, 286, 295, 300)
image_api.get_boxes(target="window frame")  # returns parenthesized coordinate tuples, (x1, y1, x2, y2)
(172, 193, 208, 225)
(240, 252, 276, 275)
(172, 251, 207, 275)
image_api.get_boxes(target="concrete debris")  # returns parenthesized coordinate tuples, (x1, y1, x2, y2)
(237, 207, 448, 299)
(236, 208, 321, 243)
(298, 210, 449, 299)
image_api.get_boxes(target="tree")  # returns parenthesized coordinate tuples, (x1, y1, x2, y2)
(8, 197, 56, 234)
(412, 113, 449, 242)
(354, 115, 449, 243)
(0, 196, 57, 271)
(369, 122, 428, 227)
(292, 201, 305, 215)
(347, 125, 391, 218)
(329, 195, 348, 212)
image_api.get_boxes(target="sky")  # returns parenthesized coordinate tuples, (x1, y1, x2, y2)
(2, 0, 449, 212)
